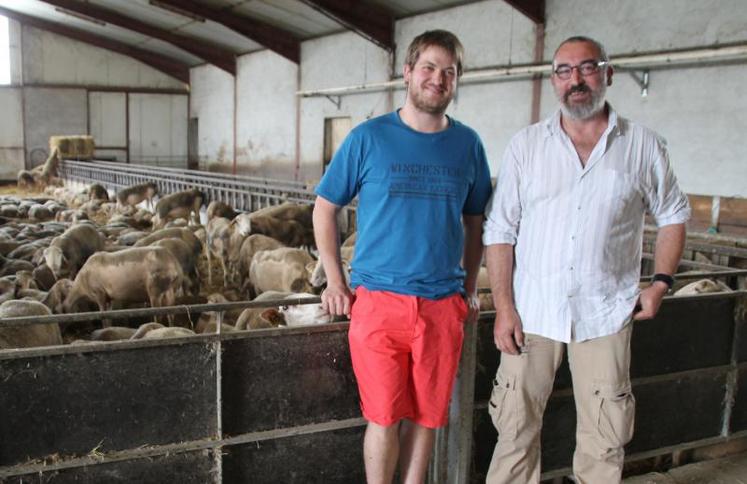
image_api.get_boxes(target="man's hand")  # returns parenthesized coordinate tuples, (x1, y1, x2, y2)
(321, 281, 353, 317)
(464, 291, 480, 324)
(633, 281, 669, 320)
(493, 306, 524, 355)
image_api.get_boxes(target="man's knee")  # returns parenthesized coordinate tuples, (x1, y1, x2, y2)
(489, 369, 549, 442)
(367, 420, 400, 437)
(581, 380, 635, 457)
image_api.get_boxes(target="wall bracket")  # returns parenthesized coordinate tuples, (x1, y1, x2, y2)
(324, 95, 342, 109)
(629, 70, 650, 97)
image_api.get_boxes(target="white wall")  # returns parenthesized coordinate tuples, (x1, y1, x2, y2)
(0, 24, 190, 179)
(21, 26, 184, 89)
(128, 93, 188, 166)
(23, 87, 87, 168)
(184, 0, 747, 197)
(189, 64, 234, 169)
(8, 19, 22, 85)
(542, 0, 747, 196)
(236, 50, 298, 178)
(395, 0, 537, 173)
(0, 87, 25, 179)
(299, 31, 392, 181)
(89, 91, 127, 162)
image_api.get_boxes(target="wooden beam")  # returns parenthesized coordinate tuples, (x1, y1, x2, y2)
(38, 0, 235, 74)
(503, 0, 545, 24)
(299, 0, 393, 51)
(0, 6, 190, 83)
(154, 0, 300, 64)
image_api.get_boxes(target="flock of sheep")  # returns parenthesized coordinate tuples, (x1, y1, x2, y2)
(0, 173, 736, 351)
(0, 179, 352, 350)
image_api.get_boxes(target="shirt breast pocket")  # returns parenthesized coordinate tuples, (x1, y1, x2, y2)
(597, 169, 640, 213)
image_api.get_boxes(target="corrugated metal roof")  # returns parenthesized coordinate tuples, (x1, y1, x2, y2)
(0, 0, 486, 76)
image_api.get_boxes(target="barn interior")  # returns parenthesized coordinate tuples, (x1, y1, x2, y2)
(1, 1, 746, 483)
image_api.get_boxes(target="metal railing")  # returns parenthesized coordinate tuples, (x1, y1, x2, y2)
(60, 159, 315, 212)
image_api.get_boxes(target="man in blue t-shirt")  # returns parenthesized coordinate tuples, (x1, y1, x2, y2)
(313, 30, 492, 483)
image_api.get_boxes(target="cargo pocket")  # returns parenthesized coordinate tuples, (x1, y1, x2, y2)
(488, 371, 518, 441)
(593, 381, 635, 449)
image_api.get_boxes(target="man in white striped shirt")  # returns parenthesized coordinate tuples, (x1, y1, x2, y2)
(483, 36, 690, 484)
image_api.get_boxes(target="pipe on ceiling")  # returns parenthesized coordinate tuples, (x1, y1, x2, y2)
(296, 43, 747, 98)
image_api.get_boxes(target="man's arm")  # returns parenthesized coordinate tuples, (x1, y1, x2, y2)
(633, 223, 686, 320)
(462, 214, 484, 324)
(312, 196, 352, 316)
(485, 243, 524, 355)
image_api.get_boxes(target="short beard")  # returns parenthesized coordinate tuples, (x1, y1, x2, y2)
(406, 84, 453, 115)
(558, 82, 607, 120)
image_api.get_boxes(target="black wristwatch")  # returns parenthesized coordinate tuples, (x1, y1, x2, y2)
(651, 273, 674, 290)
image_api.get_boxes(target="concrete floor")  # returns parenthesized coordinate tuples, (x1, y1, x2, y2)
(624, 452, 747, 483)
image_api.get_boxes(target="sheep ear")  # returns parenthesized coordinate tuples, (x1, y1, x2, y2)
(261, 308, 280, 320)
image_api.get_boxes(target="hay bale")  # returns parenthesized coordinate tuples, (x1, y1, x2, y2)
(49, 135, 95, 160)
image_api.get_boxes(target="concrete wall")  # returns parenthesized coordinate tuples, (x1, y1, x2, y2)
(0, 87, 25, 179)
(23, 87, 87, 168)
(8, 19, 22, 85)
(236, 50, 299, 178)
(21, 26, 183, 89)
(128, 94, 188, 166)
(394, 0, 537, 176)
(298, 32, 392, 182)
(541, 0, 747, 197)
(0, 22, 189, 179)
(189, 64, 234, 170)
(188, 0, 747, 197)
(89, 91, 127, 162)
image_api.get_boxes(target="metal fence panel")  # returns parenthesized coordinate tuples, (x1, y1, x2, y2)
(0, 342, 217, 467)
(221, 326, 360, 435)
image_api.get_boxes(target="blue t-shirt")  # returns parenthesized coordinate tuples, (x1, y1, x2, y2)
(315, 111, 493, 299)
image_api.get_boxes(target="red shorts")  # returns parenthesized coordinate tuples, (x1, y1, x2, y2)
(348, 286, 468, 428)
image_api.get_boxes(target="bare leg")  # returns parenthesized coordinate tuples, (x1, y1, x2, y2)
(399, 420, 435, 484)
(364, 421, 399, 484)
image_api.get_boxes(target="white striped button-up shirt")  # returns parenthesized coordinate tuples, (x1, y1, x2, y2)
(483, 107, 691, 342)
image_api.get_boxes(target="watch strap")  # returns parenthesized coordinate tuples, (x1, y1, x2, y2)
(652, 273, 674, 289)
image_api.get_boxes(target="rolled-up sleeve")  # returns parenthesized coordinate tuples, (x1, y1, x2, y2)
(644, 137, 691, 227)
(483, 137, 522, 246)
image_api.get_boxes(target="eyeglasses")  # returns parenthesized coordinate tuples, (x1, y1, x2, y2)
(553, 60, 608, 80)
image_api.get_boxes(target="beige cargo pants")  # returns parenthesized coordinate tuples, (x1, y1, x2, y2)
(485, 324, 635, 484)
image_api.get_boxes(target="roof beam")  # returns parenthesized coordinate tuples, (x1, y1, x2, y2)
(154, 0, 300, 64)
(503, 0, 545, 24)
(0, 6, 190, 83)
(38, 0, 235, 74)
(299, 0, 393, 51)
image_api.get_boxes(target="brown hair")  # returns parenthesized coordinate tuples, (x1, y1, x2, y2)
(405, 30, 464, 77)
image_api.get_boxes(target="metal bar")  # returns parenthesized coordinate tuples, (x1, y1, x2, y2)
(723, 294, 746, 435)
(447, 314, 478, 484)
(297, 42, 747, 98)
(27, 83, 188, 94)
(0, 296, 323, 328)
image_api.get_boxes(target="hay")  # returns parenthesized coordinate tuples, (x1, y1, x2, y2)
(49, 135, 95, 160)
